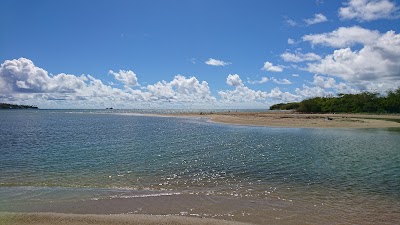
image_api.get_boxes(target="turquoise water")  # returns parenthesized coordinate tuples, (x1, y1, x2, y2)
(1, 110, 399, 223)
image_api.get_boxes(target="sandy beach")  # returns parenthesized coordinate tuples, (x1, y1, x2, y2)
(162, 111, 400, 129)
(0, 212, 253, 225)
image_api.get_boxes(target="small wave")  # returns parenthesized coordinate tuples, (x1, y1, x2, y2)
(91, 192, 181, 200)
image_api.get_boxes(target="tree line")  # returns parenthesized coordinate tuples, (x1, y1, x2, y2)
(270, 88, 400, 113)
(0, 103, 39, 109)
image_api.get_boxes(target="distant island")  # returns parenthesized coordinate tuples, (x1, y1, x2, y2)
(0, 103, 39, 109)
(270, 88, 400, 114)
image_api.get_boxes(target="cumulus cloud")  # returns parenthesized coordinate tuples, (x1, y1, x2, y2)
(108, 69, 139, 86)
(0, 58, 87, 94)
(307, 75, 359, 95)
(303, 26, 381, 48)
(304, 13, 328, 25)
(281, 51, 321, 62)
(226, 74, 244, 87)
(295, 84, 332, 98)
(302, 27, 400, 92)
(262, 62, 283, 72)
(0, 58, 218, 108)
(266, 87, 300, 102)
(0, 58, 154, 108)
(306, 30, 400, 88)
(219, 74, 299, 105)
(283, 74, 360, 99)
(312, 75, 337, 89)
(219, 85, 267, 102)
(271, 77, 292, 85)
(335, 82, 359, 94)
(146, 75, 216, 103)
(220, 75, 267, 103)
(248, 77, 291, 85)
(288, 38, 295, 45)
(339, 0, 399, 21)
(248, 77, 269, 84)
(205, 58, 231, 67)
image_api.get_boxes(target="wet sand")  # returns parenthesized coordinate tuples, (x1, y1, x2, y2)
(0, 212, 253, 225)
(162, 112, 400, 128)
(2, 192, 399, 225)
(0, 194, 287, 225)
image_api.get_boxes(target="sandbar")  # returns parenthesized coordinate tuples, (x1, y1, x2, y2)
(161, 112, 400, 129)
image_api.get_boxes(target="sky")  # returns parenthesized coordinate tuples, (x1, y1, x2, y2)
(1, 0, 400, 109)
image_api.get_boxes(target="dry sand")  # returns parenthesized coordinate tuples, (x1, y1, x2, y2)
(0, 212, 253, 225)
(161, 112, 400, 129)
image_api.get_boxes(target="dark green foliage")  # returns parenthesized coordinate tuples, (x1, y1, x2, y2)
(269, 102, 300, 110)
(383, 89, 400, 113)
(0, 103, 38, 109)
(270, 87, 400, 113)
(297, 97, 323, 113)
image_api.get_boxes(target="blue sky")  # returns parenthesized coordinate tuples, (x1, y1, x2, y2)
(1, 0, 400, 109)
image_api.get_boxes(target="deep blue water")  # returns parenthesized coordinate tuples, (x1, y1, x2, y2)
(0, 110, 399, 215)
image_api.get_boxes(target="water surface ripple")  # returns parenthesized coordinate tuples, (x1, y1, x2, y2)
(1, 110, 399, 224)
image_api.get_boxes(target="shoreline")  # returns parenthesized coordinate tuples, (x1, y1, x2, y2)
(156, 111, 400, 129)
(2, 189, 399, 225)
(0, 212, 253, 225)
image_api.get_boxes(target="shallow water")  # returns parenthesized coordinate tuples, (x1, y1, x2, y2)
(1, 110, 399, 224)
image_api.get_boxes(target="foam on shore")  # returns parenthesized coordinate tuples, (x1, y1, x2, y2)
(0, 212, 254, 225)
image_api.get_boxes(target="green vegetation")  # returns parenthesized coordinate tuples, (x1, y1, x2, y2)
(269, 102, 300, 110)
(270, 88, 400, 113)
(0, 103, 39, 109)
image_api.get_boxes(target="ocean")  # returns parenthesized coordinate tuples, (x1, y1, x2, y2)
(0, 110, 399, 224)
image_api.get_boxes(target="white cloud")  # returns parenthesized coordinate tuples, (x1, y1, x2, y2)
(339, 0, 399, 21)
(0, 58, 218, 108)
(146, 75, 216, 103)
(189, 58, 196, 64)
(205, 58, 231, 67)
(303, 27, 400, 92)
(248, 77, 291, 85)
(0, 58, 87, 94)
(288, 38, 295, 45)
(0, 59, 147, 108)
(271, 77, 292, 85)
(307, 30, 400, 87)
(286, 19, 298, 27)
(281, 51, 321, 62)
(292, 74, 300, 77)
(219, 85, 267, 102)
(108, 69, 139, 86)
(304, 13, 328, 25)
(266, 87, 300, 102)
(335, 82, 359, 94)
(262, 62, 283, 72)
(307, 75, 359, 95)
(295, 84, 332, 98)
(248, 77, 269, 84)
(303, 26, 381, 48)
(286, 14, 327, 27)
(226, 74, 244, 87)
(312, 75, 337, 88)
(219, 74, 299, 104)
(287, 75, 360, 98)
